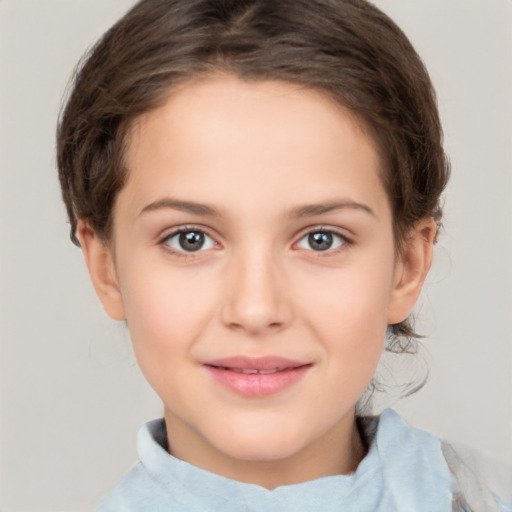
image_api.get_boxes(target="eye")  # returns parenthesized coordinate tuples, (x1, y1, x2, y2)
(297, 230, 346, 252)
(162, 229, 216, 252)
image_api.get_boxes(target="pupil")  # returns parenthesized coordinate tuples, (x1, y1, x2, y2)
(309, 232, 332, 251)
(179, 231, 205, 251)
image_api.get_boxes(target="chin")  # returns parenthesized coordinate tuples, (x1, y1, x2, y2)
(212, 423, 311, 462)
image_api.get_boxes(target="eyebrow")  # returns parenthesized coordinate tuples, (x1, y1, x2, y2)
(290, 200, 376, 218)
(139, 197, 375, 218)
(139, 198, 219, 217)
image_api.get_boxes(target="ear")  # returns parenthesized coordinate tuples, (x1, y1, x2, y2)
(387, 217, 436, 325)
(76, 219, 126, 321)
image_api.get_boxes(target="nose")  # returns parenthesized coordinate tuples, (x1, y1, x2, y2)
(220, 248, 292, 336)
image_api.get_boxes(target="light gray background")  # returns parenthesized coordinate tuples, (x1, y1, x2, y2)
(1, 1, 511, 510)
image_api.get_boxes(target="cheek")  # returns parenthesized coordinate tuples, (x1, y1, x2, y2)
(299, 254, 395, 386)
(326, 300, 387, 383)
(301, 254, 394, 333)
(315, 300, 387, 408)
(116, 259, 217, 368)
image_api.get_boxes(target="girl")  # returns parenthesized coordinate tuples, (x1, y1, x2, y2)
(56, 0, 510, 510)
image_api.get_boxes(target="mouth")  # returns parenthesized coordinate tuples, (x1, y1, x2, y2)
(210, 367, 291, 375)
(202, 356, 312, 397)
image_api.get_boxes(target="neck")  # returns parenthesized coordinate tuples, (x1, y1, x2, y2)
(164, 409, 367, 489)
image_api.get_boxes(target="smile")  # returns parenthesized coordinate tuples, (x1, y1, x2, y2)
(221, 367, 284, 375)
(203, 356, 312, 398)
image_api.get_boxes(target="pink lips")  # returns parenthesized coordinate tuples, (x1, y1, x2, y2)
(203, 356, 311, 397)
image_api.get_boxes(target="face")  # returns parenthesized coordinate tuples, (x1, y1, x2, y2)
(80, 75, 432, 485)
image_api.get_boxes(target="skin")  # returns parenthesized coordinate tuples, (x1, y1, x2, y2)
(78, 75, 435, 489)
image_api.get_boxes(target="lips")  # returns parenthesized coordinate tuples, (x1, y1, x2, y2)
(203, 356, 311, 397)
(219, 367, 283, 375)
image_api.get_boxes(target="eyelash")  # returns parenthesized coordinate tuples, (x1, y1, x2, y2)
(158, 226, 217, 258)
(295, 228, 351, 255)
(158, 226, 351, 257)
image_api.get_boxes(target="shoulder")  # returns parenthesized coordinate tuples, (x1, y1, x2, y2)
(359, 409, 454, 510)
(442, 441, 512, 512)
(95, 463, 164, 512)
(95, 418, 229, 512)
(361, 409, 512, 512)
(95, 419, 179, 512)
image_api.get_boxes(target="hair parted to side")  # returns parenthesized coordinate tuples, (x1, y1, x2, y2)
(57, 0, 449, 351)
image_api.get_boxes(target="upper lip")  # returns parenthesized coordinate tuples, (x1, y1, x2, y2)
(203, 356, 310, 372)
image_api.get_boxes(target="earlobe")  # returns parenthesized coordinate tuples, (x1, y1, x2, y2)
(76, 220, 126, 321)
(387, 218, 437, 325)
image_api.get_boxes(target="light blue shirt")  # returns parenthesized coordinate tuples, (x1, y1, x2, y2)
(96, 409, 463, 511)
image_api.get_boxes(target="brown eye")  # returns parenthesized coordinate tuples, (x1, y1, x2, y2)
(164, 229, 215, 252)
(297, 230, 345, 252)
(179, 231, 205, 251)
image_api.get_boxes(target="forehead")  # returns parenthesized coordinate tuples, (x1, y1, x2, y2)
(121, 75, 389, 218)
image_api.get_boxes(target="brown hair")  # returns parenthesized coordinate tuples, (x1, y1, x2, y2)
(57, 0, 449, 343)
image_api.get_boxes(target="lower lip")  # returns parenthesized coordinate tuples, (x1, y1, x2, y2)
(204, 365, 311, 398)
